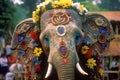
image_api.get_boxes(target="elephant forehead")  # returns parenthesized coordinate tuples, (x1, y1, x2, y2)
(45, 22, 80, 39)
(40, 9, 82, 31)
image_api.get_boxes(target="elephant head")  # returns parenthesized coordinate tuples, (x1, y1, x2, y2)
(11, 1, 114, 80)
(40, 9, 88, 80)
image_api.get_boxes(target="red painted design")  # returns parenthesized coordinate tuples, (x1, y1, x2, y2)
(98, 35, 106, 43)
(62, 58, 69, 64)
(20, 41, 28, 50)
(49, 10, 73, 25)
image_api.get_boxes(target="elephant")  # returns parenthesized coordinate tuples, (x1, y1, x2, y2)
(10, 1, 114, 80)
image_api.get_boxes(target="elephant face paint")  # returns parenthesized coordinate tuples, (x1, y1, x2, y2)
(48, 10, 73, 25)
(40, 9, 87, 80)
(56, 25, 66, 36)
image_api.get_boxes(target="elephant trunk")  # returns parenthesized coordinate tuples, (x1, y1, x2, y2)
(54, 60, 75, 80)
(45, 41, 88, 79)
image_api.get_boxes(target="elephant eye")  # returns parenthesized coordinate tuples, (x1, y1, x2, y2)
(43, 35, 50, 47)
(74, 32, 82, 45)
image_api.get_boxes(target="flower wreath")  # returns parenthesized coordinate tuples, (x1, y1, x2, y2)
(32, 0, 88, 23)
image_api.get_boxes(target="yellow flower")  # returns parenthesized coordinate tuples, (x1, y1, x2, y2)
(41, 6, 46, 12)
(36, 8, 40, 14)
(99, 68, 103, 77)
(32, 11, 39, 22)
(33, 47, 43, 57)
(86, 58, 96, 69)
(45, 0, 53, 3)
(51, 0, 73, 8)
(80, 5, 85, 11)
(81, 45, 89, 54)
(59, 0, 73, 8)
(51, 1, 59, 8)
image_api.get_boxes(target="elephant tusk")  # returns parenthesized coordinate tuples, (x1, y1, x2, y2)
(45, 63, 53, 78)
(76, 62, 88, 75)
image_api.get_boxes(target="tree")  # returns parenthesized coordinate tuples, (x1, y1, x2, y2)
(99, 0, 120, 10)
(21, 0, 38, 17)
(80, 1, 103, 11)
(0, 0, 26, 38)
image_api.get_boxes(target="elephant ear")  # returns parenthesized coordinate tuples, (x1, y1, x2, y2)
(82, 14, 114, 54)
(11, 18, 35, 50)
(78, 14, 114, 79)
(11, 18, 46, 79)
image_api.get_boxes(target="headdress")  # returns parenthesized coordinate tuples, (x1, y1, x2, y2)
(32, 0, 88, 23)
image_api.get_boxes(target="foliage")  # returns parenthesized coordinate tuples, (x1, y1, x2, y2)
(99, 0, 120, 11)
(21, 0, 38, 17)
(80, 1, 104, 11)
(0, 0, 26, 38)
(77, 0, 120, 11)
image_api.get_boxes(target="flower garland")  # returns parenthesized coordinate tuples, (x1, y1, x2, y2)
(32, 0, 88, 22)
(81, 37, 104, 78)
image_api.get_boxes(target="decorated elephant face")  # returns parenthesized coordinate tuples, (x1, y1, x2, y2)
(40, 9, 87, 79)
(11, 1, 114, 80)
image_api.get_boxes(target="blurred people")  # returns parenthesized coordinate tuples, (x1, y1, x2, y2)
(5, 44, 12, 57)
(5, 72, 15, 80)
(0, 48, 9, 80)
(109, 57, 119, 80)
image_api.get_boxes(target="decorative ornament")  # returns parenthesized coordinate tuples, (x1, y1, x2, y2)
(20, 41, 28, 50)
(95, 17, 108, 27)
(49, 11, 73, 25)
(62, 58, 69, 64)
(59, 41, 68, 58)
(99, 27, 107, 34)
(18, 50, 25, 56)
(98, 35, 106, 43)
(32, 0, 88, 22)
(83, 37, 91, 45)
(56, 25, 66, 36)
(59, 41, 69, 64)
(20, 24, 31, 33)
(18, 34, 25, 42)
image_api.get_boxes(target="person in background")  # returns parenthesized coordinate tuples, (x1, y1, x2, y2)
(109, 57, 119, 80)
(0, 48, 9, 80)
